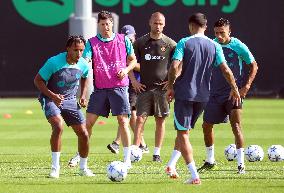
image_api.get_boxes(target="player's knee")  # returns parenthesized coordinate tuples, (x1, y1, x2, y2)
(177, 130, 189, 140)
(155, 117, 165, 124)
(202, 122, 213, 133)
(231, 122, 241, 130)
(78, 129, 89, 141)
(231, 123, 242, 135)
(136, 116, 145, 125)
(116, 116, 123, 123)
(117, 116, 128, 127)
(52, 125, 63, 136)
(86, 120, 95, 130)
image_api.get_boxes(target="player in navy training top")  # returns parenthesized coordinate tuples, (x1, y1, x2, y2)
(165, 13, 241, 184)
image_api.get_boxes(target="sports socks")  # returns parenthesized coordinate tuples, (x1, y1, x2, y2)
(153, 147, 161, 156)
(167, 150, 181, 168)
(51, 152, 60, 170)
(187, 160, 199, 179)
(79, 157, 88, 170)
(206, 145, 215, 164)
(123, 147, 131, 166)
(237, 148, 245, 167)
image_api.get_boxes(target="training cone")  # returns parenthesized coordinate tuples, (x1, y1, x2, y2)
(25, 110, 33, 115)
(97, 121, 106, 125)
(3, 114, 12, 119)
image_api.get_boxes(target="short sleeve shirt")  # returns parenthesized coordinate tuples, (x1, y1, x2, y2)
(39, 52, 89, 98)
(134, 34, 176, 90)
(210, 37, 255, 96)
(172, 34, 226, 102)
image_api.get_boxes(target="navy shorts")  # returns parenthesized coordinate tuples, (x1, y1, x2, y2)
(39, 97, 85, 126)
(174, 99, 206, 131)
(87, 86, 131, 117)
(203, 95, 243, 124)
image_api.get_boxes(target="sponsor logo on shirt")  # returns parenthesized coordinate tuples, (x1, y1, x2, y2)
(144, 54, 165, 61)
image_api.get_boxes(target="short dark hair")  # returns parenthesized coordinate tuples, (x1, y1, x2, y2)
(66, 35, 86, 48)
(214, 18, 231, 28)
(188, 13, 207, 27)
(98, 10, 113, 23)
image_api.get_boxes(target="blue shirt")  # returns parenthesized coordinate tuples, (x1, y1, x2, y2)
(172, 34, 226, 102)
(210, 37, 255, 96)
(83, 33, 134, 60)
(39, 52, 89, 99)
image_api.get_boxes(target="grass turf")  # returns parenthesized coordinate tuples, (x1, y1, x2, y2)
(0, 98, 283, 193)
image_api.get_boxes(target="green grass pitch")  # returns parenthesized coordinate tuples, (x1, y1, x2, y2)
(0, 98, 283, 193)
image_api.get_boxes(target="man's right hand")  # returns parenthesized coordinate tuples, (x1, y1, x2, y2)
(229, 89, 241, 106)
(166, 88, 175, 102)
(52, 94, 64, 107)
(79, 97, 88, 108)
(131, 80, 146, 93)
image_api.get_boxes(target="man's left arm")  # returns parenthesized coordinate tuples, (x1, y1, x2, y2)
(79, 77, 88, 107)
(168, 59, 181, 89)
(167, 59, 182, 102)
(117, 37, 137, 79)
(240, 61, 258, 98)
(117, 53, 137, 80)
(239, 43, 259, 98)
(160, 38, 178, 90)
(126, 53, 137, 73)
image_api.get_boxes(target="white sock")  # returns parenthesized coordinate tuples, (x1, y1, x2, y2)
(187, 160, 199, 180)
(167, 150, 181, 168)
(79, 157, 88, 170)
(206, 145, 215, 164)
(123, 147, 131, 166)
(153, 147, 161, 156)
(51, 152, 60, 170)
(237, 148, 245, 167)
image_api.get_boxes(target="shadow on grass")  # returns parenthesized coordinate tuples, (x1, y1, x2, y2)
(5, 172, 284, 181)
(3, 179, 173, 185)
(202, 169, 282, 172)
(201, 177, 284, 180)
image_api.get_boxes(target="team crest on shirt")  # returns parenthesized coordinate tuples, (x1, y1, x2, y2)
(228, 53, 234, 58)
(160, 46, 166, 52)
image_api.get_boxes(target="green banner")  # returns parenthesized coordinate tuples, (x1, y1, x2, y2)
(12, 0, 240, 26)
(12, 0, 74, 27)
(95, 0, 240, 14)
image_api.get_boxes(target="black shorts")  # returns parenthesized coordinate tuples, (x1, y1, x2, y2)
(203, 95, 243, 124)
(136, 88, 169, 117)
(129, 86, 138, 111)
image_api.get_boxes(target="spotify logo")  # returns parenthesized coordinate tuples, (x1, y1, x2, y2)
(12, 0, 74, 27)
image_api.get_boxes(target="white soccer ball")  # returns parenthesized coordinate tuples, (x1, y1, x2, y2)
(244, 145, 264, 162)
(267, 145, 284, 162)
(106, 161, 127, 182)
(130, 146, 143, 162)
(224, 144, 237, 161)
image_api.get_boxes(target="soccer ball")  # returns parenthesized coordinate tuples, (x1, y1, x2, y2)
(244, 145, 264, 162)
(267, 145, 284, 162)
(130, 146, 142, 162)
(106, 161, 127, 182)
(224, 144, 237, 161)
